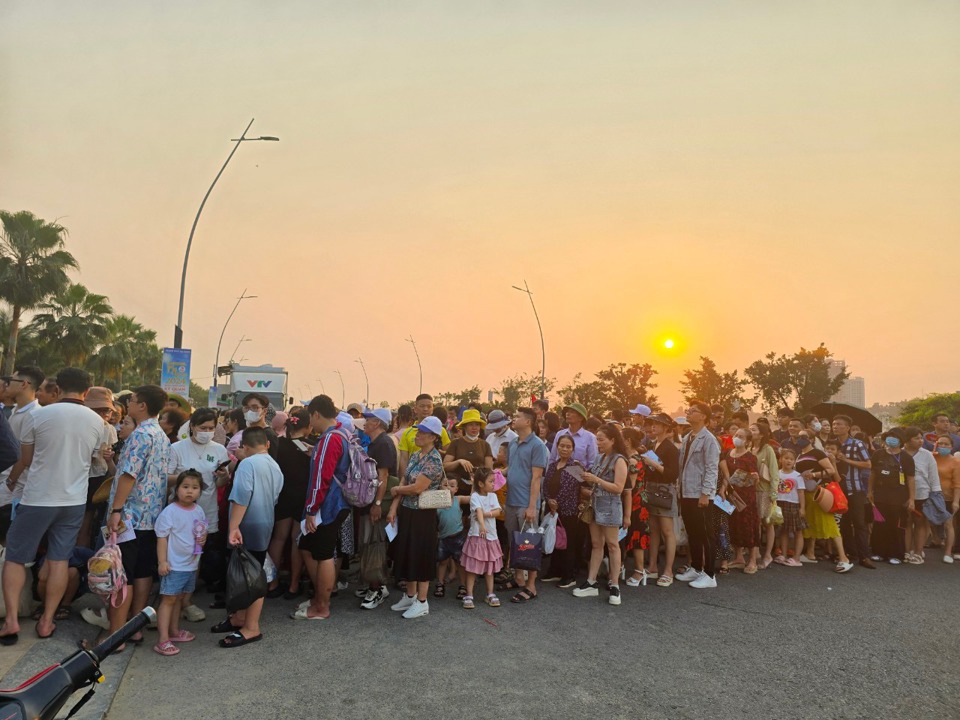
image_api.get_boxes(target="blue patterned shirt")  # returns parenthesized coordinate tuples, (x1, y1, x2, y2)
(111, 418, 170, 530)
(839, 437, 871, 494)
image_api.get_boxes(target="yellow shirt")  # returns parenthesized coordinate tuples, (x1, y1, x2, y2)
(398, 424, 451, 454)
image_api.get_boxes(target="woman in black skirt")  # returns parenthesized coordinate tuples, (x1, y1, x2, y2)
(386, 415, 446, 619)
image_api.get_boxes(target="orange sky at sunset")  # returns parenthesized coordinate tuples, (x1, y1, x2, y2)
(3, 2, 959, 410)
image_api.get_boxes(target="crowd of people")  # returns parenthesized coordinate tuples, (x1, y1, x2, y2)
(0, 365, 958, 655)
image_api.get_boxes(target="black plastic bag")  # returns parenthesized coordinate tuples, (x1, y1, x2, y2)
(360, 524, 387, 586)
(226, 545, 268, 613)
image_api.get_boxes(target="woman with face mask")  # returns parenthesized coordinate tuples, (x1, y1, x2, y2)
(933, 435, 960, 562)
(720, 428, 761, 573)
(803, 415, 826, 451)
(868, 428, 916, 565)
(168, 408, 231, 621)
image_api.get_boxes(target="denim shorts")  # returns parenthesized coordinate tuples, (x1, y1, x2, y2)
(5, 504, 85, 564)
(438, 533, 465, 562)
(160, 569, 197, 596)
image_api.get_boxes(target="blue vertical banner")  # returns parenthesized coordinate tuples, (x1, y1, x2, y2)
(161, 347, 191, 397)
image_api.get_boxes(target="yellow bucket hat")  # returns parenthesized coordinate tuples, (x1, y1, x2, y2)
(456, 408, 487, 429)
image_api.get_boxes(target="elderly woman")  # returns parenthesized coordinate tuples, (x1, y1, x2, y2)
(542, 434, 586, 588)
(388, 416, 446, 619)
(572, 423, 629, 606)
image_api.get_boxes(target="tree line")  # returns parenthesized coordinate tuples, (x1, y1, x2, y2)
(0, 210, 162, 388)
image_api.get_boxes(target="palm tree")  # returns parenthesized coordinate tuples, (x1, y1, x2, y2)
(31, 283, 113, 367)
(89, 315, 159, 386)
(0, 211, 78, 373)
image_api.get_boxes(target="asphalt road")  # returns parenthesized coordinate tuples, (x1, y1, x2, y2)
(108, 559, 959, 720)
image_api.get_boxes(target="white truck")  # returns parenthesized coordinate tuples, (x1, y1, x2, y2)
(215, 363, 289, 410)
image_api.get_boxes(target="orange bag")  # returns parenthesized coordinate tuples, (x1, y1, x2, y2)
(825, 481, 848, 514)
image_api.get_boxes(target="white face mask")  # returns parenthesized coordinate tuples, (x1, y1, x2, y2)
(244, 410, 261, 424)
(194, 431, 215, 445)
(812, 421, 823, 432)
(732, 437, 745, 448)
(465, 432, 480, 442)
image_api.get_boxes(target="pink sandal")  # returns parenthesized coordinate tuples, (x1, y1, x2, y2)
(153, 640, 180, 656)
(169, 629, 196, 643)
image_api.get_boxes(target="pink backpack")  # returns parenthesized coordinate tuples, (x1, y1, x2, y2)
(87, 532, 128, 607)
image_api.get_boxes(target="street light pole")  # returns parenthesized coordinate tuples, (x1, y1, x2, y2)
(213, 289, 257, 388)
(512, 280, 546, 399)
(406, 335, 422, 395)
(229, 336, 251, 364)
(174, 118, 279, 348)
(355, 358, 369, 406)
(334, 370, 345, 408)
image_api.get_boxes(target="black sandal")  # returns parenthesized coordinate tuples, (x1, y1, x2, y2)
(456, 585, 467, 600)
(210, 618, 243, 634)
(510, 589, 537, 603)
(219, 630, 263, 649)
(433, 582, 445, 598)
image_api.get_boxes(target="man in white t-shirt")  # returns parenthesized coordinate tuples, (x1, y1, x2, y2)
(0, 368, 105, 644)
(0, 366, 44, 515)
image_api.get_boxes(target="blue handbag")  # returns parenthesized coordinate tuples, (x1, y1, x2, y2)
(922, 491, 953, 526)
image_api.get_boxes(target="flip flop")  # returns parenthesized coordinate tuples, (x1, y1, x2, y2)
(291, 607, 327, 621)
(169, 629, 196, 643)
(0, 633, 18, 646)
(35, 623, 56, 640)
(210, 618, 243, 634)
(153, 641, 180, 656)
(219, 631, 263, 648)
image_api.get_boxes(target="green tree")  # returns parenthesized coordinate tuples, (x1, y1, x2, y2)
(31, 282, 114, 367)
(0, 210, 78, 373)
(435, 385, 482, 409)
(744, 344, 848, 414)
(595, 362, 659, 415)
(557, 373, 609, 416)
(89, 315, 154, 386)
(680, 356, 756, 410)
(495, 372, 556, 413)
(189, 381, 209, 408)
(896, 393, 960, 429)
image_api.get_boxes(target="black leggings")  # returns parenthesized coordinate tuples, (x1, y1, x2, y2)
(550, 516, 587, 581)
(680, 499, 715, 578)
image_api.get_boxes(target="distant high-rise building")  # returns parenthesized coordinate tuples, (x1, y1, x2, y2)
(828, 359, 866, 408)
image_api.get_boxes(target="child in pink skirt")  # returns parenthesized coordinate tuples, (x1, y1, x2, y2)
(461, 469, 504, 609)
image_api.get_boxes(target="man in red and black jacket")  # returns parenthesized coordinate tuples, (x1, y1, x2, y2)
(297, 395, 350, 621)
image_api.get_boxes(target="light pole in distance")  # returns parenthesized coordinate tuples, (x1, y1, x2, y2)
(334, 370, 345, 408)
(174, 118, 278, 348)
(512, 280, 546, 399)
(355, 358, 369, 406)
(406, 335, 422, 396)
(213, 289, 256, 388)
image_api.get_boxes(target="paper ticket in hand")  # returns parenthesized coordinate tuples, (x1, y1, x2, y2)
(385, 522, 399, 543)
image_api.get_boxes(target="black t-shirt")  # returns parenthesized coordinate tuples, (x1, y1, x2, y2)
(871, 449, 915, 505)
(795, 448, 829, 492)
(367, 433, 398, 476)
(263, 427, 280, 461)
(646, 439, 680, 485)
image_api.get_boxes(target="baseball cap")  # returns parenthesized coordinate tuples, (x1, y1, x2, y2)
(363, 408, 392, 428)
(629, 404, 652, 417)
(415, 415, 444, 436)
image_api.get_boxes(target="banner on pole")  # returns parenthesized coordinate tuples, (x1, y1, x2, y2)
(161, 347, 191, 397)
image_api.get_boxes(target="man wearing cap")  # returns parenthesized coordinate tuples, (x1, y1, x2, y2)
(676, 399, 721, 589)
(356, 407, 397, 610)
(398, 394, 450, 479)
(628, 404, 651, 428)
(485, 409, 517, 459)
(0, 366, 44, 537)
(549, 403, 598, 468)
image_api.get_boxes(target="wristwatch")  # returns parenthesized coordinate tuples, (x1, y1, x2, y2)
(110, 509, 122, 515)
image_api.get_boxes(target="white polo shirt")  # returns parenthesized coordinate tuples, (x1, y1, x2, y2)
(21, 399, 105, 507)
(0, 400, 40, 506)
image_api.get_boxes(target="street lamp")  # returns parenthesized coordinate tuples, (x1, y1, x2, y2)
(229, 336, 251, 364)
(174, 118, 279, 348)
(406, 335, 422, 396)
(355, 358, 369, 406)
(512, 280, 546, 399)
(334, 370, 345, 408)
(213, 289, 257, 388)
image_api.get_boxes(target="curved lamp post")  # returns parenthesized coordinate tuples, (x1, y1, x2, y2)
(174, 118, 278, 348)
(213, 289, 256, 388)
(512, 280, 546, 399)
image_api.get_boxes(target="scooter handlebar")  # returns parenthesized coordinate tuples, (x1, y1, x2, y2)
(90, 607, 156, 663)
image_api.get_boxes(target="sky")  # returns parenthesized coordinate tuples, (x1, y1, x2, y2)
(2, 1, 959, 410)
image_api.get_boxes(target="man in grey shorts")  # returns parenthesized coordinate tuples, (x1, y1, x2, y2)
(0, 368, 105, 644)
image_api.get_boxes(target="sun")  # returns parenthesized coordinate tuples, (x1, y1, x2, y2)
(663, 338, 675, 350)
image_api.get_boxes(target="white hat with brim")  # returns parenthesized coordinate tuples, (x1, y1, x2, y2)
(674, 417, 690, 426)
(363, 408, 392, 429)
(629, 404, 652, 417)
(415, 416, 444, 436)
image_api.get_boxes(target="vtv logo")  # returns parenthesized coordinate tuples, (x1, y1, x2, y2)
(246, 380, 273, 388)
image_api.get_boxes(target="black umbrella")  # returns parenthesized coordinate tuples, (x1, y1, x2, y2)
(810, 402, 882, 435)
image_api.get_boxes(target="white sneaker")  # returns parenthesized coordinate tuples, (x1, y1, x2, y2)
(80, 607, 110, 630)
(390, 594, 415, 612)
(361, 587, 389, 610)
(608, 585, 621, 605)
(181, 604, 206, 622)
(889, 558, 902, 565)
(689, 573, 717, 589)
(944, 554, 955, 564)
(676, 567, 700, 582)
(402, 599, 429, 619)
